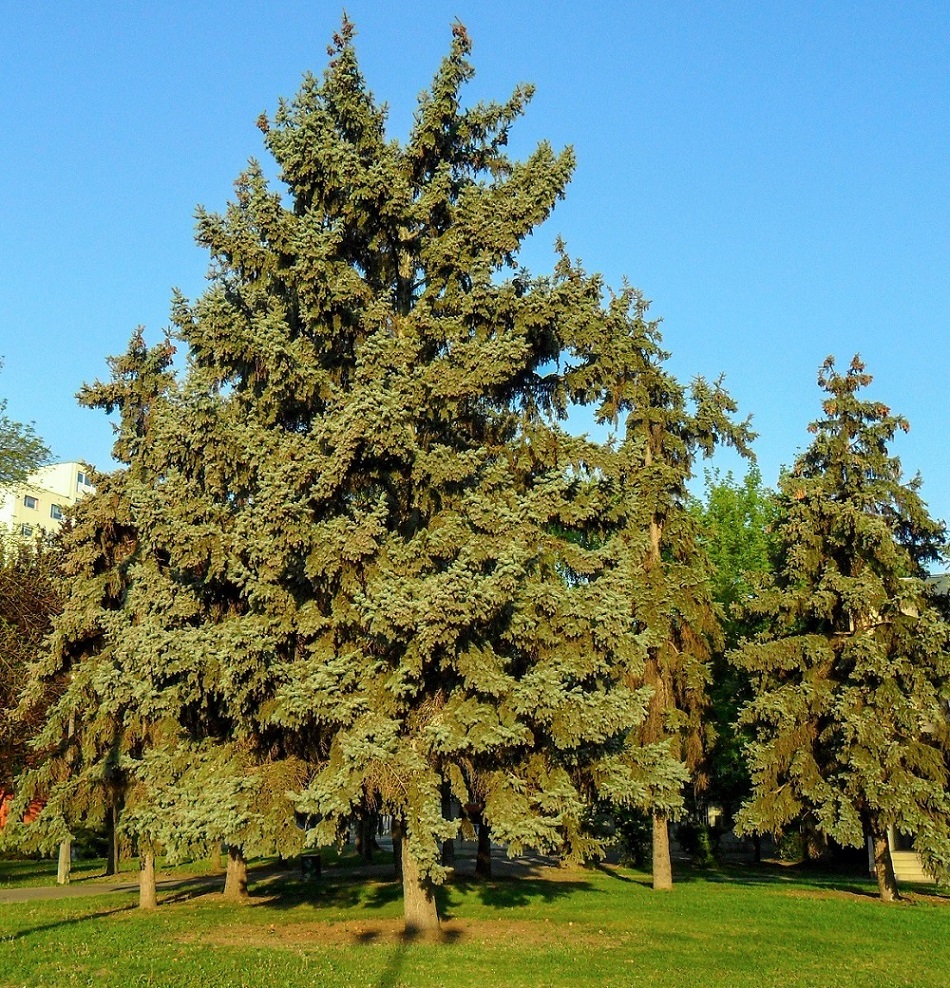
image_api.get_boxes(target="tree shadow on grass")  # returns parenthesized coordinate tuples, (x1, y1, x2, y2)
(159, 880, 231, 905)
(352, 926, 463, 946)
(591, 861, 650, 887)
(359, 928, 465, 988)
(665, 860, 919, 900)
(240, 862, 591, 923)
(0, 902, 136, 943)
(689, 866, 801, 887)
(442, 873, 592, 915)
(616, 859, 941, 904)
(587, 858, 872, 892)
(369, 937, 409, 988)
(252, 873, 404, 914)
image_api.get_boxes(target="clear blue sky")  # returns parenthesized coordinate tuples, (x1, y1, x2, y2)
(2, 2, 948, 527)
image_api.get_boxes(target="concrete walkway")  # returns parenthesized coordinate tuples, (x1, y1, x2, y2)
(0, 871, 234, 904)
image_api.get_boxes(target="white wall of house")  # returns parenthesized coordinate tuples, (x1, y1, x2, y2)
(867, 828, 934, 885)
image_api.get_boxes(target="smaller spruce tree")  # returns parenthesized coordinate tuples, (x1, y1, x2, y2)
(565, 286, 753, 888)
(6, 334, 181, 900)
(732, 356, 950, 900)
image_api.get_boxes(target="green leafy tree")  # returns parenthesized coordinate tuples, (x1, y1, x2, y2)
(0, 537, 62, 796)
(0, 360, 49, 487)
(732, 356, 950, 900)
(696, 466, 777, 644)
(691, 467, 777, 831)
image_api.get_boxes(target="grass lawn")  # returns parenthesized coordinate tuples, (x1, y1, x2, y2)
(0, 855, 222, 890)
(0, 845, 388, 890)
(0, 856, 107, 889)
(0, 858, 947, 988)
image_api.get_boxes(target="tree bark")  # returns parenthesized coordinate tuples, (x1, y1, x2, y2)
(441, 783, 455, 867)
(475, 822, 492, 879)
(356, 815, 377, 864)
(392, 818, 404, 880)
(652, 813, 673, 890)
(208, 841, 223, 874)
(224, 845, 249, 901)
(56, 839, 71, 885)
(401, 838, 440, 934)
(871, 825, 901, 902)
(139, 851, 157, 910)
(105, 803, 121, 876)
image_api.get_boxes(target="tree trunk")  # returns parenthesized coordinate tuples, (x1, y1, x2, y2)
(392, 818, 404, 880)
(356, 815, 377, 864)
(401, 838, 440, 934)
(105, 803, 120, 876)
(224, 845, 248, 901)
(803, 818, 830, 862)
(652, 813, 673, 890)
(209, 841, 223, 874)
(58, 715, 75, 886)
(441, 783, 455, 867)
(475, 822, 492, 879)
(139, 851, 157, 910)
(871, 825, 901, 902)
(56, 839, 71, 885)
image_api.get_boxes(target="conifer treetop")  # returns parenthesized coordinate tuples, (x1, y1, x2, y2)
(732, 356, 950, 893)
(9, 23, 731, 924)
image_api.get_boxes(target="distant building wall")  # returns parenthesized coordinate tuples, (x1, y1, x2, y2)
(0, 462, 95, 539)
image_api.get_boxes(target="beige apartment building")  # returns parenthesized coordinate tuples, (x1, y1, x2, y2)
(0, 462, 95, 539)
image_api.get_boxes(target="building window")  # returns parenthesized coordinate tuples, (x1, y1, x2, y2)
(19, 524, 33, 537)
(77, 471, 89, 489)
(50, 504, 64, 521)
(23, 495, 38, 510)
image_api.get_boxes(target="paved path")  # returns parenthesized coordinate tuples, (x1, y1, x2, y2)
(0, 863, 301, 905)
(0, 871, 238, 904)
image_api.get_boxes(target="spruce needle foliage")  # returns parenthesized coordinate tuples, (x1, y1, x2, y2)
(567, 287, 754, 884)
(169, 20, 671, 895)
(10, 21, 749, 926)
(151, 20, 684, 919)
(10, 332, 307, 870)
(5, 334, 180, 856)
(732, 356, 950, 898)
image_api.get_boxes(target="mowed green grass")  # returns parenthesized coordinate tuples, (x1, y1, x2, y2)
(0, 855, 220, 890)
(0, 861, 947, 988)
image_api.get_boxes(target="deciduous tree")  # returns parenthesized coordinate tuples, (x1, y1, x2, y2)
(0, 361, 48, 487)
(0, 537, 62, 797)
(691, 467, 777, 832)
